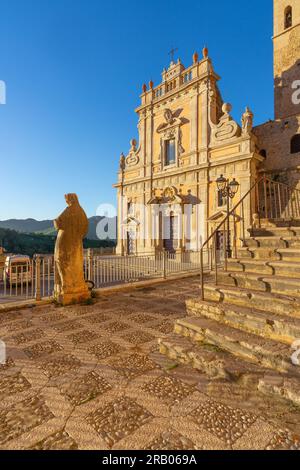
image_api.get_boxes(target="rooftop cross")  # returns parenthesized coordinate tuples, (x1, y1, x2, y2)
(168, 47, 178, 63)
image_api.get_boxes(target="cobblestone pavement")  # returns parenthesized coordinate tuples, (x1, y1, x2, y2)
(1, 277, 300, 450)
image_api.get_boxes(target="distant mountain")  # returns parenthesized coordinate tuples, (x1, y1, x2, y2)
(0, 218, 53, 233)
(0, 227, 115, 258)
(0, 216, 116, 241)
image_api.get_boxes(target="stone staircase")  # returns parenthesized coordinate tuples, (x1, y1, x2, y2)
(159, 225, 300, 406)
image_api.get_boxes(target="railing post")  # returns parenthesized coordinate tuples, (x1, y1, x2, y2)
(233, 210, 237, 258)
(88, 248, 94, 282)
(162, 249, 167, 279)
(224, 229, 228, 272)
(214, 232, 218, 286)
(35, 255, 41, 301)
(200, 248, 204, 301)
(256, 180, 261, 228)
(263, 173, 268, 219)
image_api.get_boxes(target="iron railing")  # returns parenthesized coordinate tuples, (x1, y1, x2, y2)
(85, 249, 212, 289)
(0, 249, 212, 303)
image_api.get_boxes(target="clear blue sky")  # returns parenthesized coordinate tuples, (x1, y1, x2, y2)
(0, 0, 274, 220)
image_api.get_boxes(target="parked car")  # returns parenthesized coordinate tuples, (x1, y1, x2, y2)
(3, 255, 32, 286)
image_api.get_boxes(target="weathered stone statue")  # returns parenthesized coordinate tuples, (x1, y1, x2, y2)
(53, 193, 90, 305)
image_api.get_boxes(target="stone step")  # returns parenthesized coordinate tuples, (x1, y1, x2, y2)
(227, 259, 300, 278)
(173, 317, 298, 375)
(203, 284, 300, 318)
(244, 236, 300, 249)
(186, 299, 300, 344)
(258, 375, 300, 407)
(250, 226, 300, 238)
(218, 271, 300, 298)
(237, 247, 300, 261)
(158, 333, 268, 380)
(277, 248, 300, 261)
(159, 332, 300, 408)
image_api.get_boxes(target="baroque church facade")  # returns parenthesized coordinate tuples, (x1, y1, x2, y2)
(114, 0, 300, 256)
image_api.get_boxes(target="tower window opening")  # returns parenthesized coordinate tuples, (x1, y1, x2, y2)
(259, 149, 267, 159)
(285, 6, 292, 29)
(291, 134, 300, 154)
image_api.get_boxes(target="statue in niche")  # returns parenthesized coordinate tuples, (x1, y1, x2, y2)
(53, 193, 90, 305)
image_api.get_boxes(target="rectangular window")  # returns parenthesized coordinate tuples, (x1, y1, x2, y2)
(165, 139, 176, 166)
(217, 190, 226, 207)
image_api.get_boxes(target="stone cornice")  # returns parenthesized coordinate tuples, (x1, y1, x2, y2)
(113, 153, 255, 188)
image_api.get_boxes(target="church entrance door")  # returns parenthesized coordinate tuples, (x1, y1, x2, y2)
(164, 212, 179, 253)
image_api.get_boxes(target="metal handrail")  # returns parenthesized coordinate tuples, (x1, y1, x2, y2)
(201, 177, 265, 253)
(199, 174, 300, 300)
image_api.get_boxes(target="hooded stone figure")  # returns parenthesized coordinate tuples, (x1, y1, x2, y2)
(53, 193, 90, 305)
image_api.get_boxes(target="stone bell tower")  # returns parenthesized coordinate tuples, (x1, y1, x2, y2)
(273, 0, 300, 119)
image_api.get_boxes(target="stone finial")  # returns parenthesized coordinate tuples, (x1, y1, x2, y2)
(222, 103, 232, 115)
(149, 80, 154, 89)
(53, 194, 90, 306)
(252, 213, 260, 229)
(130, 139, 137, 151)
(193, 51, 199, 64)
(241, 106, 254, 136)
(142, 83, 147, 93)
(202, 46, 208, 59)
(211, 102, 241, 144)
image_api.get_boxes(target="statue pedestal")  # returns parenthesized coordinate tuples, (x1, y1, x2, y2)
(54, 286, 91, 306)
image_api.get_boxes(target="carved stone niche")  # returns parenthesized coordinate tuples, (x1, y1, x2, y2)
(125, 139, 140, 167)
(157, 108, 186, 166)
(210, 103, 241, 145)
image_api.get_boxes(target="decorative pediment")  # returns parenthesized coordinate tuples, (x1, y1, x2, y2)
(121, 216, 140, 227)
(208, 210, 227, 222)
(208, 210, 242, 222)
(210, 103, 241, 145)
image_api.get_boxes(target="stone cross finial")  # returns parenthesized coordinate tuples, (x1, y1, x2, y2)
(168, 47, 178, 63)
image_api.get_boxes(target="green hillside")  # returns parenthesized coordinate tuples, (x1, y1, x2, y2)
(0, 216, 117, 241)
(0, 227, 115, 258)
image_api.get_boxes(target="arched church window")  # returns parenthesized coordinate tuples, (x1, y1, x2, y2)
(291, 134, 300, 154)
(285, 6, 292, 29)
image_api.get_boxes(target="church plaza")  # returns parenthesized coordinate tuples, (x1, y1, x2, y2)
(0, 277, 300, 450)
